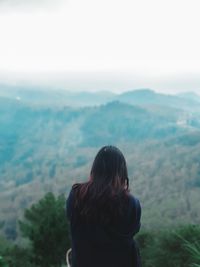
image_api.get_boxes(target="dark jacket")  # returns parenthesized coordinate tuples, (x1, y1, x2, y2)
(66, 187, 141, 267)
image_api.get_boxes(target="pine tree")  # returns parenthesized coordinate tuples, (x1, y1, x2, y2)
(19, 192, 70, 267)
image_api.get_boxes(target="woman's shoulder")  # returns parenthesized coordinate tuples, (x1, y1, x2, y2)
(72, 183, 81, 190)
(126, 193, 141, 217)
(66, 183, 84, 206)
(67, 184, 79, 202)
(127, 193, 141, 207)
(67, 183, 82, 197)
(126, 193, 141, 234)
(66, 184, 80, 220)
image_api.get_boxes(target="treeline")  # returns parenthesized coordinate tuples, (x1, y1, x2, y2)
(0, 193, 200, 267)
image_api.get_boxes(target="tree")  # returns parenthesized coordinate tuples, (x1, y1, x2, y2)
(19, 192, 70, 267)
(0, 235, 9, 267)
(0, 256, 8, 267)
(4, 246, 35, 267)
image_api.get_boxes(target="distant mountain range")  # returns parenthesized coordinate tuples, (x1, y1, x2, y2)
(0, 85, 200, 111)
(177, 92, 200, 102)
(0, 85, 200, 240)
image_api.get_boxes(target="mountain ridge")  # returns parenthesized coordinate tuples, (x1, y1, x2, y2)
(1, 86, 200, 111)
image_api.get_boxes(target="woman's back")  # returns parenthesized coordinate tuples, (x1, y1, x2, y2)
(66, 146, 142, 267)
(66, 187, 141, 267)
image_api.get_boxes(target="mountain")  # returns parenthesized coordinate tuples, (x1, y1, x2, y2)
(117, 89, 200, 112)
(0, 84, 115, 107)
(80, 101, 188, 146)
(1, 85, 200, 112)
(177, 91, 200, 102)
(0, 88, 200, 240)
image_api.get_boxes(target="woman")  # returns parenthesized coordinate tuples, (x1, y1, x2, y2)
(66, 145, 141, 267)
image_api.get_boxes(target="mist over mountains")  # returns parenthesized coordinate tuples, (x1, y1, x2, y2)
(1, 84, 200, 109)
(0, 86, 200, 240)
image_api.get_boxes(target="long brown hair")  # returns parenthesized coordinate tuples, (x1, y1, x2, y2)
(72, 146, 130, 224)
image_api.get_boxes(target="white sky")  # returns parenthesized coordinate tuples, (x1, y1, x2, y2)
(0, 0, 200, 93)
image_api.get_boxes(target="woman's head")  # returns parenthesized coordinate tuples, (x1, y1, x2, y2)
(90, 146, 129, 192)
(73, 145, 130, 224)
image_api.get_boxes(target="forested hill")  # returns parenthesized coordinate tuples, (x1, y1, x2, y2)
(0, 87, 200, 240)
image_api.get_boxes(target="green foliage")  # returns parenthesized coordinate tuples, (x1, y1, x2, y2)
(0, 234, 36, 267)
(4, 246, 36, 267)
(0, 236, 10, 267)
(184, 238, 200, 267)
(136, 230, 157, 267)
(137, 225, 200, 267)
(0, 235, 10, 258)
(0, 256, 8, 267)
(19, 192, 70, 267)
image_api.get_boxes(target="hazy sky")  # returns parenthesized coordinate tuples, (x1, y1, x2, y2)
(0, 0, 200, 93)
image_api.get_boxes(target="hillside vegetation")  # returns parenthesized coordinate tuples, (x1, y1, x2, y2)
(0, 87, 200, 240)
